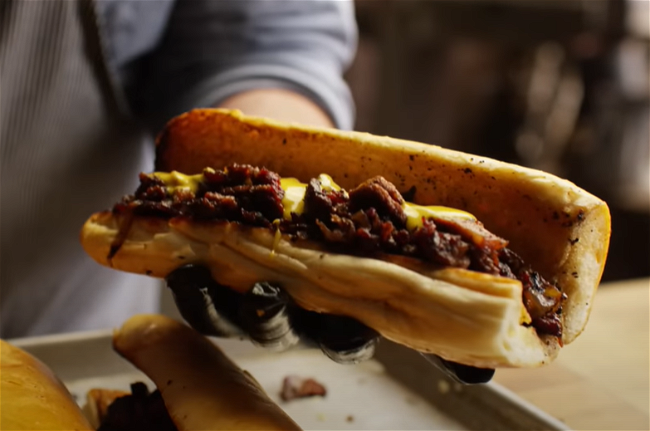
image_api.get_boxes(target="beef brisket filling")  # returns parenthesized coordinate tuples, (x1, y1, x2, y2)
(114, 164, 566, 338)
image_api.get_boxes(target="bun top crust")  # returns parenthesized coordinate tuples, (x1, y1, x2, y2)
(0, 339, 93, 430)
(155, 109, 611, 345)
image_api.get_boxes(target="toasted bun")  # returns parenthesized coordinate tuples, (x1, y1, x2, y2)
(112, 314, 302, 431)
(83, 213, 558, 368)
(0, 339, 93, 430)
(80, 109, 611, 368)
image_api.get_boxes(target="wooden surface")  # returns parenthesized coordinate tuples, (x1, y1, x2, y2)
(495, 278, 649, 430)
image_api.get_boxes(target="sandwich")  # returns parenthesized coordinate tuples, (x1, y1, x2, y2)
(80, 109, 611, 369)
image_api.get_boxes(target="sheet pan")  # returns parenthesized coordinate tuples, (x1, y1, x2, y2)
(11, 330, 569, 430)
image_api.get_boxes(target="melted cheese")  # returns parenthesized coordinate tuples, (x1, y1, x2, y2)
(153, 170, 477, 230)
(280, 178, 307, 220)
(318, 174, 340, 191)
(279, 174, 344, 220)
(152, 171, 204, 194)
(278, 175, 476, 228)
(270, 219, 282, 257)
(403, 203, 475, 230)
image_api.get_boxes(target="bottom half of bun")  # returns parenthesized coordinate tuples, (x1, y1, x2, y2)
(81, 212, 562, 368)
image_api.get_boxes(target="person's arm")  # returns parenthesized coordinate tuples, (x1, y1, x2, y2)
(217, 88, 334, 128)
(130, 0, 357, 132)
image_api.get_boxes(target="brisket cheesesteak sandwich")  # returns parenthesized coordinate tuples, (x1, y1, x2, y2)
(81, 109, 611, 369)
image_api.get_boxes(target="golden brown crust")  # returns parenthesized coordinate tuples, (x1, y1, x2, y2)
(112, 314, 303, 430)
(0, 339, 94, 430)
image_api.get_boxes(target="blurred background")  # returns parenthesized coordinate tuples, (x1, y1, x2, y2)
(345, 0, 649, 282)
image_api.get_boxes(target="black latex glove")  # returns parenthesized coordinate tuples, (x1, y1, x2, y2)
(166, 264, 494, 384)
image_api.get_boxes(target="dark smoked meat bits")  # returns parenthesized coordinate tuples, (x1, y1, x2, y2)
(114, 164, 565, 338)
(348, 176, 407, 226)
(303, 178, 348, 223)
(114, 164, 284, 227)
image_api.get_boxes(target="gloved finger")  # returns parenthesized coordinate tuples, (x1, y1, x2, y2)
(238, 282, 380, 363)
(167, 265, 381, 365)
(421, 354, 495, 385)
(291, 310, 380, 365)
(238, 282, 300, 351)
(165, 264, 244, 337)
(316, 315, 380, 365)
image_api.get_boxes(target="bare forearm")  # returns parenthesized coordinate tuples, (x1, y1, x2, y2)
(217, 89, 335, 129)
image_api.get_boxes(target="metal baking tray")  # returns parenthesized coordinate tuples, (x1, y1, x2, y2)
(11, 330, 569, 430)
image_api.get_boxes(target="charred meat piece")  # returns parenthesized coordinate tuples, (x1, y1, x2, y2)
(303, 178, 349, 223)
(435, 217, 508, 251)
(134, 174, 168, 201)
(520, 271, 565, 320)
(348, 176, 407, 227)
(202, 163, 283, 189)
(469, 246, 501, 275)
(531, 314, 564, 340)
(280, 376, 327, 402)
(411, 220, 471, 268)
(500, 248, 566, 338)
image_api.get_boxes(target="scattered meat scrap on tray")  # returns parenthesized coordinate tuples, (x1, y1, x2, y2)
(280, 375, 327, 402)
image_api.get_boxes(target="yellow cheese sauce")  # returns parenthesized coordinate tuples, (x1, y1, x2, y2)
(151, 171, 205, 194)
(270, 219, 282, 257)
(403, 203, 475, 230)
(153, 170, 476, 229)
(280, 178, 307, 220)
(279, 175, 475, 227)
(317, 173, 341, 192)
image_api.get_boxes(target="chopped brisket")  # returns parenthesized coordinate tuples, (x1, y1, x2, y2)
(303, 178, 349, 223)
(348, 176, 407, 226)
(435, 217, 508, 250)
(531, 315, 563, 342)
(114, 164, 284, 227)
(113, 164, 565, 338)
(411, 219, 471, 268)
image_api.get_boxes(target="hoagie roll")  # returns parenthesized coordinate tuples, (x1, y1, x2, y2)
(80, 109, 611, 368)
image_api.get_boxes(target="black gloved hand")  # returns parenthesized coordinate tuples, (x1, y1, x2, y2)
(166, 264, 377, 364)
(166, 264, 494, 383)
